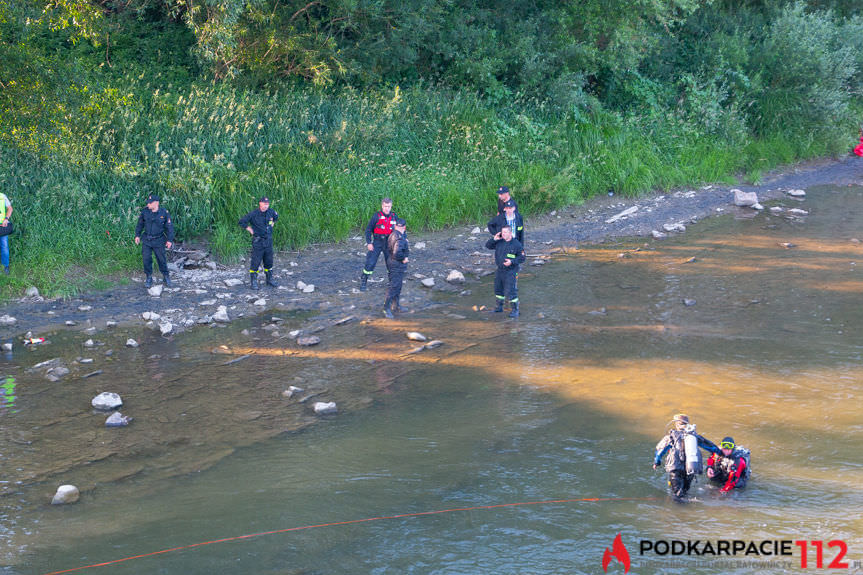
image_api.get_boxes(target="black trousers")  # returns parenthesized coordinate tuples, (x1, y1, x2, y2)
(386, 261, 406, 301)
(494, 267, 519, 304)
(142, 240, 168, 276)
(250, 237, 274, 273)
(668, 470, 693, 498)
(363, 235, 390, 275)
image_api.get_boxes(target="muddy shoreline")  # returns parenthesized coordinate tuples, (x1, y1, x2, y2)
(1, 156, 860, 339)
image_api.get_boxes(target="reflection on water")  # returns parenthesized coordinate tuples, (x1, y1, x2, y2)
(3, 186, 863, 574)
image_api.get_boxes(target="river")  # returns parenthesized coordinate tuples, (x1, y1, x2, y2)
(2, 185, 862, 574)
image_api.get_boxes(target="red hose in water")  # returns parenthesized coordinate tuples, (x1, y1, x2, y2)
(41, 496, 656, 575)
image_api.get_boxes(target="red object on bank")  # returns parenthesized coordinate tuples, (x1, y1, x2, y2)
(854, 136, 863, 157)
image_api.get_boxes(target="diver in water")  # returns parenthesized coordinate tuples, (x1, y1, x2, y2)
(706, 436, 751, 494)
(653, 413, 721, 499)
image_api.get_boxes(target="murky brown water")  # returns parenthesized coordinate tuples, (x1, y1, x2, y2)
(2, 186, 863, 574)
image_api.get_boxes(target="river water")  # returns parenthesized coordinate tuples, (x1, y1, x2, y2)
(2, 186, 863, 574)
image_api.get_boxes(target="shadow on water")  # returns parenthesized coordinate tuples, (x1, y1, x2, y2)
(3, 185, 863, 574)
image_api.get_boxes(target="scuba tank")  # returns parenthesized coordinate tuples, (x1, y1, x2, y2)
(735, 446, 752, 483)
(683, 424, 702, 475)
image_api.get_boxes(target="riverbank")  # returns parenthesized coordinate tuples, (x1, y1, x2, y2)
(0, 155, 860, 341)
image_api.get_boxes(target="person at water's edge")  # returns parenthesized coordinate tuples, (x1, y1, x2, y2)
(383, 218, 409, 318)
(134, 193, 175, 288)
(488, 199, 524, 245)
(653, 413, 721, 499)
(361, 198, 397, 291)
(239, 196, 279, 290)
(485, 224, 525, 318)
(0, 190, 13, 274)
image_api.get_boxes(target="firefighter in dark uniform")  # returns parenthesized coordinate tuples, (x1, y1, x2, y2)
(239, 195, 279, 290)
(360, 197, 397, 291)
(496, 185, 517, 215)
(487, 199, 524, 244)
(134, 193, 175, 288)
(485, 224, 525, 317)
(383, 218, 409, 318)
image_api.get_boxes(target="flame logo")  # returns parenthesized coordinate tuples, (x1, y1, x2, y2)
(602, 533, 631, 573)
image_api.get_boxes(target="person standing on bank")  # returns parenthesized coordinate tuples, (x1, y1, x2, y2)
(239, 196, 279, 290)
(0, 191, 13, 274)
(134, 193, 174, 288)
(361, 198, 397, 291)
(383, 218, 409, 318)
(485, 224, 525, 318)
(496, 185, 517, 215)
(487, 199, 524, 244)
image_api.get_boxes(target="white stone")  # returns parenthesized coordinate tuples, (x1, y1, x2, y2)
(788, 208, 809, 215)
(159, 322, 173, 335)
(78, 305, 92, 312)
(105, 412, 132, 427)
(65, 320, 76, 326)
(51, 485, 79, 505)
(2, 343, 11, 351)
(297, 336, 321, 346)
(651, 230, 667, 240)
(446, 270, 466, 284)
(425, 340, 443, 349)
(786, 189, 806, 197)
(752, 203, 764, 210)
(290, 261, 298, 267)
(91, 392, 123, 410)
(254, 298, 267, 306)
(302, 284, 315, 293)
(83, 339, 94, 348)
(212, 306, 230, 322)
(770, 206, 783, 213)
(288, 330, 301, 339)
(733, 189, 758, 207)
(0, 314, 17, 326)
(200, 299, 217, 306)
(223, 278, 242, 287)
(142, 312, 161, 321)
(470, 227, 482, 234)
(414, 242, 426, 250)
(106, 320, 117, 328)
(147, 284, 164, 297)
(126, 338, 138, 347)
(662, 223, 686, 233)
(297, 281, 307, 290)
(406, 332, 427, 342)
(313, 401, 338, 415)
(25, 286, 39, 298)
(605, 205, 639, 224)
(421, 278, 435, 288)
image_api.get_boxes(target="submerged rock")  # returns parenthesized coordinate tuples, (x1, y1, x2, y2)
(297, 336, 321, 346)
(105, 412, 132, 427)
(313, 401, 338, 415)
(786, 189, 806, 197)
(51, 485, 80, 505)
(91, 392, 122, 410)
(421, 278, 435, 288)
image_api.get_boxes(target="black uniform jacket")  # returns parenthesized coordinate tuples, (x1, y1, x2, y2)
(487, 212, 524, 245)
(387, 230, 410, 264)
(135, 207, 175, 242)
(239, 208, 279, 240)
(485, 236, 525, 272)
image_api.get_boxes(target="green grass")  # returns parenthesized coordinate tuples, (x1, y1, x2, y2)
(1, 75, 859, 299)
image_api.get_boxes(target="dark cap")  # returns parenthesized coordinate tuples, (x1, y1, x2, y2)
(259, 196, 270, 203)
(721, 436, 735, 447)
(146, 193, 160, 203)
(503, 199, 516, 208)
(395, 218, 407, 227)
(497, 186, 510, 195)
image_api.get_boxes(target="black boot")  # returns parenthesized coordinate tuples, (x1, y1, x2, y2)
(163, 273, 172, 287)
(493, 299, 504, 312)
(393, 296, 407, 314)
(145, 275, 153, 288)
(265, 270, 279, 287)
(250, 272, 259, 290)
(508, 302, 519, 318)
(383, 298, 394, 318)
(360, 273, 369, 292)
